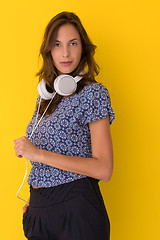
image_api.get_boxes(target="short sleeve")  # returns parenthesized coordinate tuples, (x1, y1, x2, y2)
(80, 83, 115, 126)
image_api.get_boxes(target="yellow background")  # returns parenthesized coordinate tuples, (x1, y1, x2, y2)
(0, 0, 160, 239)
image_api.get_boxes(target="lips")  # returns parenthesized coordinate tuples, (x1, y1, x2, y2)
(60, 61, 72, 66)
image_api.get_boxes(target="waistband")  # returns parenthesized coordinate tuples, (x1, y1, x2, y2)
(29, 177, 99, 208)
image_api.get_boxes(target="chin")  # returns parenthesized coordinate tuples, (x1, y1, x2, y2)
(57, 65, 78, 75)
(58, 69, 75, 75)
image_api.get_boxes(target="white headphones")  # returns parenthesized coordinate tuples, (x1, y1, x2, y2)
(16, 73, 84, 204)
(38, 74, 83, 100)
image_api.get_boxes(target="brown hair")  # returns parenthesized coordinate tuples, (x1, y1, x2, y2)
(36, 11, 100, 115)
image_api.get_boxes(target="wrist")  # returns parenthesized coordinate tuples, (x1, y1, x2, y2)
(37, 148, 47, 164)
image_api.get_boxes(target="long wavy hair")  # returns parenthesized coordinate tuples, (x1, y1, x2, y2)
(36, 11, 100, 115)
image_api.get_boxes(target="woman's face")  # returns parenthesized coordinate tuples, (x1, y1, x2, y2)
(51, 24, 82, 75)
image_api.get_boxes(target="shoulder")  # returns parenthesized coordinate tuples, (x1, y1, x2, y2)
(81, 82, 108, 92)
(78, 82, 111, 102)
(76, 82, 115, 126)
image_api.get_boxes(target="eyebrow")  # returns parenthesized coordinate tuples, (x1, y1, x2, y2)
(55, 38, 79, 42)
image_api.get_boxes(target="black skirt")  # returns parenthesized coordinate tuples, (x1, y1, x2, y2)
(23, 177, 110, 240)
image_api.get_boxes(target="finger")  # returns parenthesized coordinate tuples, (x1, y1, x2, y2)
(14, 142, 21, 149)
(15, 150, 23, 158)
(15, 147, 23, 158)
(14, 138, 22, 144)
(23, 205, 28, 213)
(14, 142, 25, 157)
(14, 136, 26, 144)
(14, 141, 23, 150)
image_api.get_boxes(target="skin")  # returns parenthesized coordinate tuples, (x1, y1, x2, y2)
(50, 23, 82, 75)
(14, 24, 114, 213)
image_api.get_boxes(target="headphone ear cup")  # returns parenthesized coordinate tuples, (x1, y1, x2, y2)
(54, 75, 77, 96)
(38, 79, 55, 100)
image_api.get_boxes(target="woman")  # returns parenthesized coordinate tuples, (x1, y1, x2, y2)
(14, 11, 115, 240)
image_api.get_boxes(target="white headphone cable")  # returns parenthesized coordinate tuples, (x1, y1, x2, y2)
(16, 93, 56, 205)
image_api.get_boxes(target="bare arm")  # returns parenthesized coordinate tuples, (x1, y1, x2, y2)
(14, 115, 114, 182)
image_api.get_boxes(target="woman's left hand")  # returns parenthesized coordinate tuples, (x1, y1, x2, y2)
(14, 136, 40, 162)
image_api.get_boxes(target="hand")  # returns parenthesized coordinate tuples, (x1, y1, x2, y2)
(14, 136, 40, 162)
(23, 198, 30, 213)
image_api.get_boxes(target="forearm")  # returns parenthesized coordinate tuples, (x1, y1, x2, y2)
(14, 136, 111, 181)
(38, 149, 112, 182)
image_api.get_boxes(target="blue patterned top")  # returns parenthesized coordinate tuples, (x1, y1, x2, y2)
(26, 83, 115, 187)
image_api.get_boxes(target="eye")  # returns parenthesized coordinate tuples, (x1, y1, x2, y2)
(70, 42, 78, 46)
(54, 43, 61, 47)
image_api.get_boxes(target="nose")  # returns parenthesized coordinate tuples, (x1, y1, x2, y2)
(62, 45, 69, 58)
